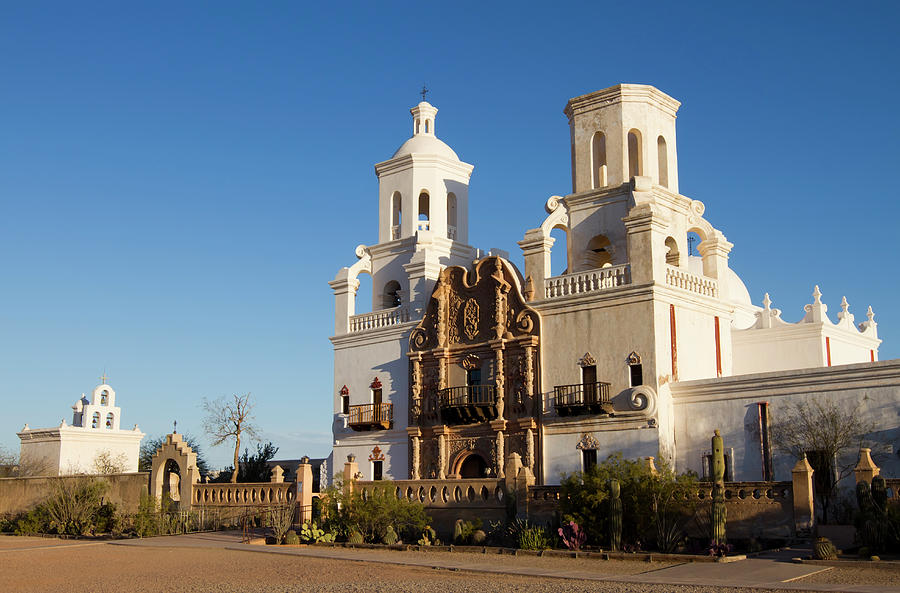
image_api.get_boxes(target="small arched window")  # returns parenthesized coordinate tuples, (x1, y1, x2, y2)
(657, 136, 668, 188)
(100, 390, 108, 405)
(105, 413, 114, 429)
(91, 412, 100, 429)
(447, 192, 457, 239)
(591, 131, 607, 189)
(665, 236, 680, 266)
(425, 119, 430, 133)
(391, 192, 402, 240)
(383, 280, 402, 309)
(627, 129, 642, 179)
(418, 192, 430, 230)
(415, 119, 420, 134)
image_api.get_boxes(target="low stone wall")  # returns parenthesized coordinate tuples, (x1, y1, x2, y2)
(355, 479, 509, 537)
(0, 472, 149, 515)
(526, 481, 794, 540)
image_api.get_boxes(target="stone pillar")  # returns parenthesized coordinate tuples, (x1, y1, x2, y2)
(296, 457, 313, 523)
(504, 452, 523, 492)
(407, 427, 422, 480)
(328, 272, 359, 336)
(854, 448, 880, 485)
(518, 230, 554, 299)
(697, 236, 734, 300)
(270, 464, 284, 483)
(791, 455, 815, 536)
(342, 454, 359, 495)
(623, 202, 667, 285)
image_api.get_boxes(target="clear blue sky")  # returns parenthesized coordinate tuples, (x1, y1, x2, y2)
(2, 2, 898, 469)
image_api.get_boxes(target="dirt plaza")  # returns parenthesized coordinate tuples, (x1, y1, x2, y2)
(2, 534, 899, 593)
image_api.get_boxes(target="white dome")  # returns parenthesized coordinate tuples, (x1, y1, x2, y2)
(687, 255, 758, 328)
(392, 135, 460, 160)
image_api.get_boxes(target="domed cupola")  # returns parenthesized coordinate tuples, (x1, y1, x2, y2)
(374, 97, 474, 245)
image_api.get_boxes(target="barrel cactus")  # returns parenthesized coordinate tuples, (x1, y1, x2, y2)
(711, 430, 727, 546)
(348, 529, 364, 544)
(471, 529, 486, 545)
(382, 525, 398, 545)
(814, 536, 837, 560)
(284, 530, 300, 545)
(453, 519, 465, 543)
(609, 478, 622, 551)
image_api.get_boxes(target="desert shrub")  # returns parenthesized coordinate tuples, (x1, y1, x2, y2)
(15, 506, 52, 535)
(559, 452, 697, 551)
(43, 477, 108, 536)
(453, 518, 483, 544)
(517, 523, 552, 550)
(268, 503, 295, 544)
(319, 480, 429, 543)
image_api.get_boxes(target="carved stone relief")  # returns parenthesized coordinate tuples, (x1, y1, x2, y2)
(576, 432, 600, 450)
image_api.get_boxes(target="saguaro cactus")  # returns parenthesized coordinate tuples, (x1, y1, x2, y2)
(711, 429, 727, 546)
(871, 476, 888, 512)
(609, 478, 622, 551)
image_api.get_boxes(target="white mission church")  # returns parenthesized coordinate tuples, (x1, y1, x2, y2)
(327, 83, 898, 487)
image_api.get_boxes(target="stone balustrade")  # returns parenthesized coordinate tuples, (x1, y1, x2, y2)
(355, 478, 506, 509)
(192, 482, 295, 506)
(544, 264, 631, 299)
(665, 265, 718, 298)
(349, 306, 410, 333)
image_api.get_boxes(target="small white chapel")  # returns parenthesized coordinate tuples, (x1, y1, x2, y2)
(17, 378, 145, 475)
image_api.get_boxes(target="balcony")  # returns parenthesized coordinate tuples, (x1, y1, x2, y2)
(348, 403, 393, 431)
(438, 385, 497, 425)
(553, 382, 613, 416)
(544, 264, 631, 299)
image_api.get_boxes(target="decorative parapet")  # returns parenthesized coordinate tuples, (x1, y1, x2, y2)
(354, 478, 506, 509)
(348, 305, 411, 333)
(664, 264, 718, 298)
(544, 264, 631, 299)
(192, 481, 295, 506)
(748, 287, 878, 340)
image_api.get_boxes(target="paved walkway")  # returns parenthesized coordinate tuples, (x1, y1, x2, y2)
(111, 533, 899, 592)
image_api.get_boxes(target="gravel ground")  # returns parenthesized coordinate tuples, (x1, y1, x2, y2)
(0, 536, 104, 550)
(794, 564, 900, 586)
(1, 537, 896, 593)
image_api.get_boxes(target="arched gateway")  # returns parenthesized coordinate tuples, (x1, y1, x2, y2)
(149, 433, 200, 510)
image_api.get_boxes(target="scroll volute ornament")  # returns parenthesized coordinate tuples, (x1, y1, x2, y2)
(462, 354, 480, 371)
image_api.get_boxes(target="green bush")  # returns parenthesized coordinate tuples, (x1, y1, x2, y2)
(15, 506, 52, 536)
(319, 480, 429, 543)
(559, 452, 697, 551)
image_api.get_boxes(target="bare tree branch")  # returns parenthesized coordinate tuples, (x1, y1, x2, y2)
(201, 393, 258, 484)
(770, 399, 873, 523)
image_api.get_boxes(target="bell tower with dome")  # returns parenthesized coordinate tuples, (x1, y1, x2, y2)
(376, 100, 473, 245)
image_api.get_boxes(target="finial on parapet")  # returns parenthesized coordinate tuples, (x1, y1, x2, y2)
(753, 292, 783, 329)
(858, 305, 878, 338)
(802, 285, 828, 324)
(837, 296, 855, 326)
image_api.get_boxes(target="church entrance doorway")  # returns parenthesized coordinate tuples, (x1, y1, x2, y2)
(458, 453, 487, 478)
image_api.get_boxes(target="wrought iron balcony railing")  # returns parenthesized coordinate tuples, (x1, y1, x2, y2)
(348, 403, 393, 431)
(438, 385, 497, 424)
(553, 382, 612, 416)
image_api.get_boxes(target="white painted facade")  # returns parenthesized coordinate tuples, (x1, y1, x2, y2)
(327, 84, 894, 487)
(18, 382, 144, 475)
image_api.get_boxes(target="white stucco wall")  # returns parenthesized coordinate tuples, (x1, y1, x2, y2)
(671, 359, 900, 482)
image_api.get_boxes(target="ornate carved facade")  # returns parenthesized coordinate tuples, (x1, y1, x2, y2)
(408, 257, 541, 479)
